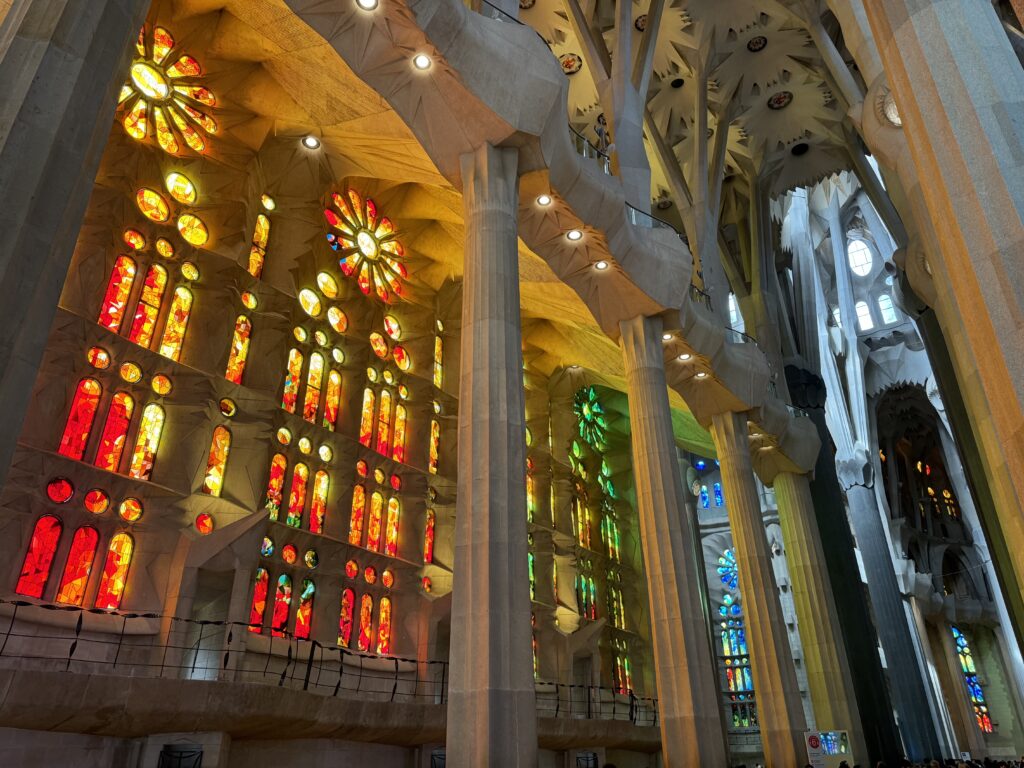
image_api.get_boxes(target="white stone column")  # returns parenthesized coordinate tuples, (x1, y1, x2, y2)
(446, 143, 537, 767)
(619, 313, 727, 768)
(711, 411, 807, 767)
(221, 563, 253, 682)
(0, 0, 149, 486)
(773, 471, 867, 762)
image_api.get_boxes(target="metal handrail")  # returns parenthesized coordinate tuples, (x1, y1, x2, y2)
(724, 328, 759, 346)
(474, 0, 522, 24)
(688, 283, 713, 312)
(625, 203, 687, 243)
(787, 404, 810, 419)
(568, 124, 612, 175)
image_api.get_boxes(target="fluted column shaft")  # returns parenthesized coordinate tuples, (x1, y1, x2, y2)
(446, 143, 537, 767)
(711, 411, 806, 767)
(619, 314, 727, 768)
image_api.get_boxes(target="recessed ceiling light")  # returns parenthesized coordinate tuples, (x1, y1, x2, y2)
(678, 353, 692, 361)
(413, 53, 432, 70)
(301, 135, 321, 149)
(537, 194, 552, 206)
(594, 260, 608, 270)
(566, 229, 583, 241)
(569, 364, 580, 370)
(695, 371, 708, 379)
(661, 333, 672, 341)
(356, 0, 378, 8)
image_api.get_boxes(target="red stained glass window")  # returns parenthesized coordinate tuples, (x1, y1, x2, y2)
(158, 286, 192, 362)
(249, 567, 269, 633)
(376, 389, 393, 456)
(46, 478, 74, 504)
(357, 593, 373, 651)
(285, 464, 309, 528)
(282, 349, 303, 413)
(94, 532, 133, 610)
(225, 315, 252, 384)
(127, 264, 168, 347)
(376, 596, 392, 655)
(366, 491, 384, 552)
(428, 419, 440, 475)
(15, 515, 62, 598)
(202, 426, 231, 496)
(94, 392, 134, 472)
(384, 496, 400, 557)
(98, 255, 137, 332)
(271, 574, 292, 637)
(295, 578, 315, 639)
(358, 388, 374, 447)
(128, 403, 164, 480)
(323, 370, 342, 431)
(310, 470, 329, 535)
(391, 404, 407, 463)
(339, 588, 355, 647)
(55, 526, 100, 605)
(248, 214, 270, 278)
(423, 509, 435, 564)
(348, 484, 366, 545)
(264, 453, 287, 521)
(59, 378, 102, 460)
(303, 352, 324, 423)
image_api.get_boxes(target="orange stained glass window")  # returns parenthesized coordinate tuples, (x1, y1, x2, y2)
(285, 463, 309, 528)
(303, 352, 324, 423)
(202, 426, 231, 496)
(59, 379, 102, 460)
(384, 497, 400, 557)
(423, 509, 436, 564)
(248, 567, 269, 633)
(323, 370, 342, 431)
(265, 453, 287, 521)
(225, 315, 252, 384)
(158, 286, 193, 361)
(376, 596, 392, 655)
(15, 515, 62, 598)
(94, 532, 133, 610)
(98, 256, 137, 332)
(357, 593, 374, 651)
(349, 484, 366, 546)
(55, 526, 100, 605)
(376, 389, 393, 456)
(282, 349, 303, 413)
(433, 335, 443, 388)
(271, 574, 292, 637)
(94, 392, 135, 472)
(358, 388, 375, 447)
(128, 403, 165, 480)
(391, 405, 409, 464)
(366, 491, 384, 552)
(428, 419, 440, 475)
(295, 578, 315, 639)
(248, 214, 270, 278)
(339, 588, 355, 647)
(310, 470, 329, 535)
(127, 264, 168, 347)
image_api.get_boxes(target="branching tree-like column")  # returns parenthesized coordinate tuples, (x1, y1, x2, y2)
(446, 143, 537, 767)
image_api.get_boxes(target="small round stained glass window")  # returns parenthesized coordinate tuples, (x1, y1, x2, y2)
(847, 239, 873, 277)
(369, 332, 388, 359)
(119, 497, 143, 522)
(195, 513, 214, 535)
(382, 569, 395, 588)
(123, 229, 146, 250)
(327, 307, 348, 333)
(318, 444, 333, 462)
(87, 346, 111, 369)
(356, 460, 368, 478)
(366, 367, 379, 383)
(241, 291, 258, 309)
(180, 261, 200, 281)
(382, 369, 394, 385)
(313, 330, 328, 347)
(373, 467, 386, 484)
(304, 550, 319, 569)
(299, 289, 322, 317)
(261, 536, 275, 557)
(422, 576, 432, 593)
(390, 474, 402, 491)
(137, 188, 170, 222)
(151, 374, 172, 395)
(165, 172, 197, 204)
(219, 398, 237, 417)
(345, 559, 359, 578)
(84, 488, 109, 514)
(156, 238, 175, 258)
(331, 348, 345, 364)
(383, 315, 401, 340)
(46, 477, 74, 504)
(364, 566, 377, 584)
(317, 272, 339, 298)
(120, 362, 142, 383)
(282, 544, 297, 564)
(177, 215, 209, 247)
(298, 437, 312, 455)
(276, 427, 292, 445)
(398, 384, 409, 400)
(293, 327, 308, 343)
(393, 345, 411, 371)
(261, 194, 276, 211)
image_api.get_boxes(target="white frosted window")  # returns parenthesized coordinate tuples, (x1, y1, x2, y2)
(728, 293, 745, 332)
(878, 293, 899, 324)
(848, 239, 873, 276)
(855, 301, 874, 331)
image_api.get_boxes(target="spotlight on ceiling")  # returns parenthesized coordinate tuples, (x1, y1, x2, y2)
(537, 194, 552, 206)
(301, 135, 321, 149)
(678, 353, 692, 361)
(566, 229, 583, 242)
(413, 53, 432, 70)
(594, 260, 609, 270)
(695, 371, 708, 379)
(356, 0, 379, 8)
(661, 332, 672, 341)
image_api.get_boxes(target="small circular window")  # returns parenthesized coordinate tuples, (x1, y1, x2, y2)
(847, 239, 873, 277)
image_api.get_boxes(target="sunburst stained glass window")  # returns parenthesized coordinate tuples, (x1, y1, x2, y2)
(16, 515, 63, 598)
(295, 579, 315, 640)
(95, 392, 135, 472)
(126, 264, 167, 347)
(357, 593, 374, 651)
(309, 470, 329, 535)
(376, 389, 393, 456)
(225, 315, 251, 384)
(324, 188, 407, 303)
(128, 403, 165, 480)
(303, 352, 324, 423)
(573, 386, 609, 453)
(271, 574, 292, 638)
(94, 533, 133, 610)
(158, 287, 192, 361)
(428, 419, 440, 475)
(423, 509, 436, 564)
(282, 349, 303, 413)
(59, 378, 102, 460)
(248, 567, 269, 633)
(119, 26, 217, 155)
(202, 426, 231, 496)
(54, 526, 99, 605)
(391, 404, 408, 463)
(718, 548, 739, 589)
(323, 370, 342, 431)
(264, 453, 287, 521)
(248, 214, 270, 278)
(339, 587, 355, 647)
(384, 497, 400, 557)
(349, 484, 366, 545)
(98, 256, 137, 332)
(952, 625, 994, 733)
(358, 388, 375, 447)
(286, 464, 309, 528)
(376, 597, 393, 655)
(367, 491, 385, 552)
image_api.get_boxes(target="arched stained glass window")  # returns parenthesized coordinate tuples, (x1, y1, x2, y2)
(285, 463, 309, 528)
(309, 470, 329, 535)
(878, 293, 899, 325)
(855, 300, 874, 331)
(391, 404, 408, 463)
(94, 533, 133, 610)
(339, 588, 355, 647)
(376, 597, 392, 655)
(248, 567, 269, 633)
(303, 352, 325, 423)
(952, 625, 994, 733)
(384, 496, 400, 557)
(323, 370, 342, 431)
(16, 515, 62, 598)
(225, 315, 252, 384)
(433, 335, 443, 388)
(98, 255, 137, 332)
(376, 389, 393, 455)
(55, 526, 100, 605)
(202, 426, 231, 496)
(700, 484, 710, 509)
(248, 214, 270, 278)
(349, 484, 366, 545)
(358, 388, 375, 446)
(128, 403, 164, 480)
(713, 482, 724, 507)
(428, 419, 440, 475)
(127, 264, 168, 347)
(294, 579, 315, 640)
(264, 453, 287, 521)
(94, 392, 134, 472)
(366, 491, 385, 552)
(847, 239, 873, 276)
(357, 593, 373, 651)
(271, 574, 292, 637)
(528, 552, 536, 600)
(59, 378, 102, 460)
(282, 349, 303, 413)
(158, 286, 192, 361)
(423, 509, 435, 564)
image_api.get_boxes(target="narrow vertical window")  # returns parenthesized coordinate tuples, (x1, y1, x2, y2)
(700, 485, 710, 509)
(339, 588, 355, 647)
(202, 426, 231, 496)
(127, 264, 168, 346)
(59, 379, 102, 460)
(94, 392, 134, 472)
(357, 593, 374, 651)
(323, 370, 342, 431)
(433, 335, 443, 388)
(309, 470, 329, 534)
(855, 300, 874, 331)
(158, 286, 193, 361)
(423, 509, 435, 564)
(391, 404, 407, 463)
(376, 597, 392, 655)
(294, 579, 315, 640)
(303, 352, 324, 423)
(55, 526, 100, 605)
(952, 625, 994, 733)
(225, 315, 252, 384)
(281, 349, 303, 413)
(15, 515, 62, 598)
(264, 453, 287, 521)
(529, 552, 536, 600)
(98, 255, 137, 332)
(358, 388, 375, 446)
(428, 419, 440, 475)
(94, 533, 133, 610)
(271, 574, 292, 637)
(366, 491, 384, 551)
(384, 496, 400, 557)
(878, 293, 899, 325)
(349, 485, 366, 545)
(248, 213, 270, 278)
(128, 403, 165, 480)
(248, 567, 269, 633)
(713, 482, 724, 507)
(285, 463, 309, 528)
(376, 389, 393, 455)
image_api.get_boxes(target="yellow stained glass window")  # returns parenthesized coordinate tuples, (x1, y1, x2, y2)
(349, 484, 366, 546)
(94, 533, 133, 610)
(202, 425, 230, 496)
(392, 404, 407, 463)
(128, 403, 165, 480)
(310, 470, 328, 534)
(127, 264, 167, 347)
(165, 172, 196, 204)
(225, 315, 251, 384)
(317, 272, 339, 298)
(367, 491, 384, 552)
(433, 335, 443, 388)
(429, 419, 440, 475)
(384, 497, 400, 557)
(323, 370, 342, 431)
(376, 389, 393, 456)
(282, 348, 303, 413)
(137, 188, 170, 222)
(303, 352, 324, 423)
(358, 388, 375, 447)
(248, 214, 270, 278)
(158, 286, 192, 361)
(177, 214, 208, 246)
(299, 289, 321, 317)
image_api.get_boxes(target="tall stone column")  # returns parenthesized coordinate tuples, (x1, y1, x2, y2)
(446, 143, 536, 767)
(619, 314, 727, 768)
(773, 471, 867, 761)
(221, 562, 253, 682)
(711, 411, 806, 767)
(0, 0, 149, 487)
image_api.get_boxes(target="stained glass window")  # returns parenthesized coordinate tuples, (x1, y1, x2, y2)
(357, 593, 374, 651)
(529, 552, 536, 600)
(94, 533, 133, 610)
(325, 188, 407, 303)
(282, 349, 303, 413)
(391, 404, 408, 463)
(358, 388, 375, 447)
(295, 579, 315, 640)
(366, 491, 384, 552)
(264, 453, 287, 521)
(376, 596, 392, 655)
(303, 352, 324, 423)
(423, 509, 435, 564)
(157, 286, 192, 361)
(15, 515, 62, 598)
(249, 214, 270, 278)
(349, 484, 366, 545)
(59, 379, 102, 460)
(225, 315, 252, 384)
(700, 484, 710, 509)
(94, 392, 134, 472)
(713, 482, 724, 507)
(376, 389, 393, 455)
(309, 470, 329, 534)
(55, 526, 100, 605)
(98, 256, 137, 332)
(339, 588, 355, 647)
(716, 548, 756, 730)
(433, 335, 443, 388)
(271, 574, 292, 637)
(323, 370, 342, 431)
(384, 496, 400, 557)
(286, 464, 309, 528)
(127, 264, 168, 346)
(428, 419, 440, 475)
(128, 403, 164, 480)
(202, 426, 231, 496)
(952, 625, 994, 733)
(248, 567, 269, 632)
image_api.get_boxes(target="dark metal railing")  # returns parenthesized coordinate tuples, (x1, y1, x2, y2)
(569, 125, 612, 175)
(535, 680, 658, 727)
(473, 0, 521, 23)
(625, 203, 688, 247)
(688, 283, 713, 312)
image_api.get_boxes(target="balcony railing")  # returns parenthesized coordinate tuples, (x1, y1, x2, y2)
(625, 203, 688, 247)
(472, 0, 521, 24)
(569, 124, 612, 175)
(688, 282, 713, 312)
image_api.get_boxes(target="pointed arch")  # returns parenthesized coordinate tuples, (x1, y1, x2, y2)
(366, 491, 384, 552)
(339, 588, 355, 647)
(323, 370, 342, 431)
(303, 352, 324, 423)
(391, 404, 407, 463)
(282, 348, 303, 413)
(55, 526, 100, 605)
(349, 484, 366, 545)
(376, 389, 393, 455)
(309, 470, 329, 534)
(59, 379, 102, 460)
(158, 286, 193, 361)
(248, 567, 269, 633)
(225, 315, 252, 384)
(127, 263, 168, 346)
(98, 255, 137, 332)
(286, 464, 309, 528)
(94, 392, 135, 472)
(384, 496, 400, 557)
(271, 574, 292, 637)
(264, 453, 287, 521)
(128, 403, 164, 480)
(15, 515, 62, 598)
(357, 593, 373, 651)
(376, 597, 392, 655)
(295, 579, 315, 639)
(202, 426, 231, 496)
(358, 388, 375, 446)
(94, 533, 133, 610)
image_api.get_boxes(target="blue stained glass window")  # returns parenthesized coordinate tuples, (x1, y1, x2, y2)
(700, 485, 710, 509)
(713, 482, 724, 507)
